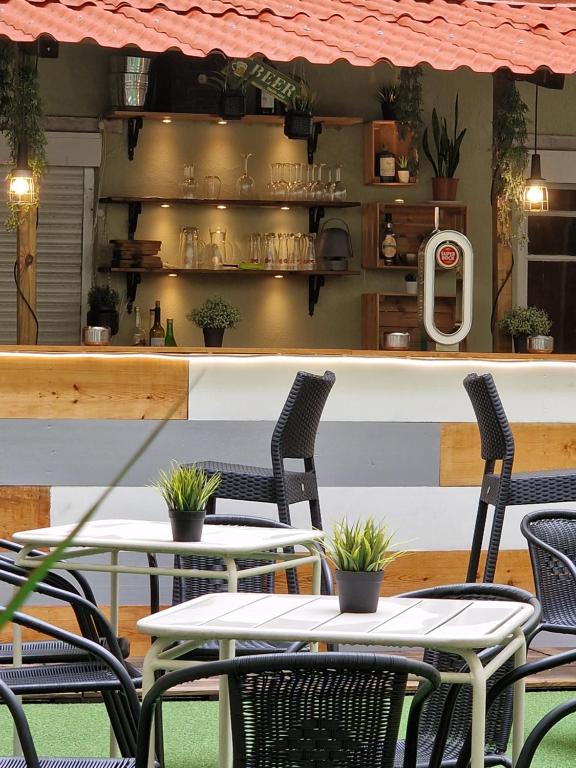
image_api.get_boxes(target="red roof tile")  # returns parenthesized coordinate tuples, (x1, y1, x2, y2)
(1, 0, 576, 73)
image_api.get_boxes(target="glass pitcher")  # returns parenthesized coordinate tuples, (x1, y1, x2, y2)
(178, 226, 203, 269)
(209, 227, 228, 268)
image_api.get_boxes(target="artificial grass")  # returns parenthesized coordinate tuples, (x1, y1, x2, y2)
(0, 693, 575, 767)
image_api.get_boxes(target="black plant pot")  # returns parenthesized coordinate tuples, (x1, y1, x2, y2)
(335, 570, 384, 613)
(203, 327, 225, 347)
(513, 334, 529, 353)
(284, 110, 313, 140)
(219, 90, 246, 120)
(87, 308, 119, 336)
(380, 103, 397, 120)
(168, 509, 206, 542)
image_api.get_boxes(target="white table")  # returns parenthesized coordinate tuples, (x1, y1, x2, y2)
(138, 592, 533, 768)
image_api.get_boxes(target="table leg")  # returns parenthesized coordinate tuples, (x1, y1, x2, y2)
(11, 620, 22, 755)
(219, 639, 235, 768)
(224, 558, 238, 593)
(310, 549, 321, 596)
(142, 639, 167, 768)
(109, 551, 120, 758)
(511, 631, 528, 767)
(465, 652, 487, 768)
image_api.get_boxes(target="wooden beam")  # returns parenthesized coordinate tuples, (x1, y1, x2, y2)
(16, 204, 37, 345)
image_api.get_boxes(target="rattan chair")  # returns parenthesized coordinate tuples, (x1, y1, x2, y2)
(0, 608, 141, 763)
(463, 372, 576, 583)
(395, 583, 540, 768)
(194, 370, 335, 529)
(136, 653, 442, 768)
(520, 508, 576, 643)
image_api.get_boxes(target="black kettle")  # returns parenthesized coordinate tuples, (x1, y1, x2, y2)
(316, 218, 353, 270)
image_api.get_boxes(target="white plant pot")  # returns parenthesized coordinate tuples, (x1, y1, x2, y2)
(398, 170, 410, 183)
(405, 281, 418, 294)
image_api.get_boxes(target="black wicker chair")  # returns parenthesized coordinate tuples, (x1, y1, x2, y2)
(463, 372, 576, 583)
(194, 370, 335, 529)
(0, 608, 141, 762)
(167, 514, 333, 659)
(136, 653, 443, 768)
(520, 508, 576, 644)
(395, 583, 540, 768)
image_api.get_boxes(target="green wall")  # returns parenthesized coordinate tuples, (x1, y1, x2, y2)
(39, 44, 493, 349)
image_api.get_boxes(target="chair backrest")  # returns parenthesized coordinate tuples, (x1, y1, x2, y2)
(271, 370, 335, 461)
(521, 509, 576, 629)
(0, 677, 40, 767)
(136, 652, 441, 768)
(463, 373, 514, 462)
(172, 514, 332, 605)
(397, 583, 540, 766)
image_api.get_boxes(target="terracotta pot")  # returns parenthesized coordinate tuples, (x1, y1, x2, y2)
(432, 177, 459, 201)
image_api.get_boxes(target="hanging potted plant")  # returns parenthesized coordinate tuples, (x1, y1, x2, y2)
(498, 305, 552, 353)
(154, 461, 221, 542)
(284, 80, 315, 140)
(422, 94, 466, 201)
(87, 284, 120, 336)
(325, 518, 404, 613)
(187, 295, 241, 347)
(376, 84, 398, 120)
(198, 62, 246, 120)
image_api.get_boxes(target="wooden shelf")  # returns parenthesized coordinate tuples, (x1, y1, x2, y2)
(100, 197, 360, 209)
(106, 111, 363, 127)
(369, 181, 417, 187)
(102, 267, 360, 277)
(364, 121, 416, 186)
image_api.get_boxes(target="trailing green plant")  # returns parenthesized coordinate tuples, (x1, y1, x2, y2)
(154, 461, 221, 511)
(395, 66, 424, 144)
(0, 42, 46, 230)
(498, 305, 551, 337)
(187, 295, 241, 329)
(492, 80, 529, 245)
(422, 95, 466, 178)
(325, 517, 404, 573)
(88, 284, 119, 310)
(376, 84, 398, 108)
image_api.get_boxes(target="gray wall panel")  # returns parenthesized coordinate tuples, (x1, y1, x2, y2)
(0, 420, 440, 487)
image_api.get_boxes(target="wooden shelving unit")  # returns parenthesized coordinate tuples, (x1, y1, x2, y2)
(106, 111, 363, 127)
(362, 293, 458, 351)
(363, 121, 417, 186)
(362, 202, 467, 269)
(102, 267, 360, 277)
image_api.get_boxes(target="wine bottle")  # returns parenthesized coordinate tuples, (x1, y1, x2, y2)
(132, 306, 146, 346)
(149, 300, 165, 346)
(164, 318, 177, 347)
(375, 146, 396, 182)
(380, 213, 397, 265)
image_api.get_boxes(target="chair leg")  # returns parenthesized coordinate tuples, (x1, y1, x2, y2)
(309, 498, 323, 530)
(276, 501, 292, 525)
(466, 499, 490, 583)
(483, 500, 508, 584)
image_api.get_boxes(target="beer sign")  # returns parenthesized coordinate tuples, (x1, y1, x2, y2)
(435, 242, 461, 270)
(230, 59, 300, 105)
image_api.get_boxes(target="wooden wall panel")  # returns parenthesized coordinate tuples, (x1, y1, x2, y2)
(0, 356, 188, 419)
(0, 486, 49, 538)
(441, 423, 576, 486)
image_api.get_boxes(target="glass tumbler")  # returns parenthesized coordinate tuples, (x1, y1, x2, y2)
(178, 226, 202, 269)
(203, 175, 222, 199)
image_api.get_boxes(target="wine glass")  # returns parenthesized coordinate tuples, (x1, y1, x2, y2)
(333, 164, 347, 201)
(236, 153, 256, 199)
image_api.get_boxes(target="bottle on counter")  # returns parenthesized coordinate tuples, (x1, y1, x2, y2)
(132, 306, 146, 346)
(149, 300, 165, 346)
(375, 146, 396, 183)
(148, 308, 155, 345)
(164, 318, 177, 347)
(380, 213, 397, 265)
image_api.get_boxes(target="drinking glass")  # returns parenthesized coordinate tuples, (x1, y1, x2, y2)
(333, 164, 347, 201)
(303, 233, 317, 269)
(209, 227, 227, 267)
(263, 232, 277, 268)
(277, 233, 288, 268)
(273, 163, 288, 199)
(178, 226, 203, 268)
(249, 233, 262, 264)
(236, 153, 256, 199)
(203, 175, 221, 199)
(181, 164, 197, 199)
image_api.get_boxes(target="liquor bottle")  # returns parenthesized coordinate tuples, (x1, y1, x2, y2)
(164, 318, 177, 347)
(375, 146, 396, 182)
(148, 309, 155, 346)
(257, 89, 275, 115)
(132, 306, 146, 346)
(149, 300, 165, 346)
(380, 213, 397, 265)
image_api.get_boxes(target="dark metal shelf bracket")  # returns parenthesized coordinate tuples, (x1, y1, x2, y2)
(127, 117, 143, 161)
(125, 272, 141, 315)
(307, 122, 322, 164)
(309, 205, 325, 234)
(128, 201, 142, 240)
(308, 275, 325, 316)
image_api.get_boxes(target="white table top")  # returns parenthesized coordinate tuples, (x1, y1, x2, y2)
(137, 593, 534, 650)
(13, 519, 324, 556)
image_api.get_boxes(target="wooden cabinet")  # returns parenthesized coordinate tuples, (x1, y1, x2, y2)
(362, 293, 458, 350)
(362, 202, 467, 269)
(363, 121, 416, 186)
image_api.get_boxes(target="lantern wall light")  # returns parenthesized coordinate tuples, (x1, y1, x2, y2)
(8, 141, 36, 207)
(524, 85, 548, 212)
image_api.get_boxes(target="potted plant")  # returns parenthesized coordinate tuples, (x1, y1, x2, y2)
(87, 284, 120, 336)
(422, 94, 466, 201)
(376, 84, 398, 120)
(284, 80, 315, 140)
(325, 518, 403, 613)
(405, 273, 417, 294)
(187, 295, 241, 347)
(498, 305, 552, 353)
(397, 155, 410, 183)
(154, 461, 221, 542)
(198, 62, 246, 120)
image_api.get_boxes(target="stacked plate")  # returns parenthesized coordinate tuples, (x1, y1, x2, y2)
(110, 240, 162, 268)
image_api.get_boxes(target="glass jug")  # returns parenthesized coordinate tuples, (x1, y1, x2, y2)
(209, 227, 228, 268)
(178, 226, 203, 269)
(263, 233, 277, 269)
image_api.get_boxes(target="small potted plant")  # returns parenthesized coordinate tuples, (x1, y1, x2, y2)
(187, 295, 241, 347)
(405, 273, 417, 294)
(154, 461, 221, 542)
(198, 62, 246, 120)
(87, 284, 120, 336)
(325, 518, 404, 613)
(376, 84, 398, 120)
(284, 80, 315, 140)
(397, 155, 410, 183)
(498, 305, 552, 353)
(422, 94, 466, 201)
